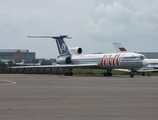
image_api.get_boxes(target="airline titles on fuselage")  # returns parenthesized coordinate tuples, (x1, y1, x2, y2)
(101, 54, 125, 66)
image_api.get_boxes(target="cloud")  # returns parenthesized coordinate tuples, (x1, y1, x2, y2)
(0, 0, 158, 59)
(0, 0, 95, 58)
(87, 2, 132, 36)
(87, 1, 158, 43)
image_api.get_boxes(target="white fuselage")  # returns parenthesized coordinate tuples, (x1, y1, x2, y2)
(69, 52, 149, 69)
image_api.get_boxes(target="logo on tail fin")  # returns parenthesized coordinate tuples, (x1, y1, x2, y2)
(54, 35, 71, 55)
(62, 43, 66, 52)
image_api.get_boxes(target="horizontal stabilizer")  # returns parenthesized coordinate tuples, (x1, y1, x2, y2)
(28, 35, 72, 39)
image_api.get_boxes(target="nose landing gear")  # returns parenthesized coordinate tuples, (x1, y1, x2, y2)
(130, 71, 134, 78)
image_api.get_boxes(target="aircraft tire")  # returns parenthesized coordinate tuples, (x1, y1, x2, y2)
(103, 73, 106, 76)
(70, 72, 73, 76)
(130, 74, 134, 78)
(64, 72, 73, 76)
(109, 73, 112, 76)
(103, 73, 112, 76)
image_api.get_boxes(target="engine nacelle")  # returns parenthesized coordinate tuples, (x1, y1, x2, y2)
(57, 57, 71, 64)
(69, 47, 82, 55)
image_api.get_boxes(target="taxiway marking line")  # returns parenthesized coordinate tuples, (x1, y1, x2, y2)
(0, 80, 17, 85)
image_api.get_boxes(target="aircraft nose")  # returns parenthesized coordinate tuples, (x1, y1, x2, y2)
(142, 59, 150, 67)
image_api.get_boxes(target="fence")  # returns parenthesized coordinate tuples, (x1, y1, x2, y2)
(0, 65, 65, 75)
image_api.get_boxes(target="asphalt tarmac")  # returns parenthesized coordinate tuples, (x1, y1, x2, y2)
(0, 74, 158, 120)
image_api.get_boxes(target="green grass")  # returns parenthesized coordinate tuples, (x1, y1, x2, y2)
(72, 69, 158, 76)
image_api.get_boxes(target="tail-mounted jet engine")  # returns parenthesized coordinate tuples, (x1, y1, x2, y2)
(69, 47, 82, 55)
(57, 57, 71, 64)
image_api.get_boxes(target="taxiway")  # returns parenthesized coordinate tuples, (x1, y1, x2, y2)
(0, 74, 158, 120)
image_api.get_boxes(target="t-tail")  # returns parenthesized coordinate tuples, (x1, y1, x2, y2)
(53, 35, 71, 56)
(53, 36, 72, 64)
(28, 35, 72, 64)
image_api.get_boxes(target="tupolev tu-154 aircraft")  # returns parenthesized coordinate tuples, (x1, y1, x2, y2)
(10, 35, 149, 77)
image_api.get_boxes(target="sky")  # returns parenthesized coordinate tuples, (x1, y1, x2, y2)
(0, 0, 158, 59)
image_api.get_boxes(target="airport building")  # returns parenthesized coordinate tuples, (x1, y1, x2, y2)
(0, 49, 35, 63)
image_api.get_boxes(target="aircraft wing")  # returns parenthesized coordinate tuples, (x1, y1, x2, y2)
(9, 63, 99, 69)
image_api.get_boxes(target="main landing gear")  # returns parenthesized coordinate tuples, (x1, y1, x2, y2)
(64, 69, 73, 76)
(142, 72, 150, 77)
(103, 70, 112, 76)
(130, 71, 134, 78)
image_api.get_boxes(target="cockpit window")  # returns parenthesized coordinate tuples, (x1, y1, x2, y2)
(138, 55, 146, 59)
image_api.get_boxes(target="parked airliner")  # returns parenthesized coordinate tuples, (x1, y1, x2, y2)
(10, 35, 149, 77)
(113, 43, 158, 76)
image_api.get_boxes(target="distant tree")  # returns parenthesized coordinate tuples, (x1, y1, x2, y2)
(0, 60, 5, 65)
(24, 59, 40, 63)
(41, 59, 52, 65)
(8, 60, 14, 66)
(50, 58, 56, 62)
(16, 59, 22, 63)
(24, 60, 31, 63)
(32, 59, 40, 63)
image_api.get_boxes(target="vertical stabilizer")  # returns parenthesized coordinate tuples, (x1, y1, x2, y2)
(53, 35, 71, 56)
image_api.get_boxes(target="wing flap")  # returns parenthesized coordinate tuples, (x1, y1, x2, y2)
(114, 69, 131, 72)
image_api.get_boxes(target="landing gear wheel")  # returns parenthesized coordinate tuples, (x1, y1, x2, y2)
(109, 73, 112, 76)
(130, 72, 134, 78)
(64, 69, 73, 76)
(70, 72, 73, 76)
(103, 71, 112, 76)
(103, 72, 106, 76)
(148, 72, 150, 77)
